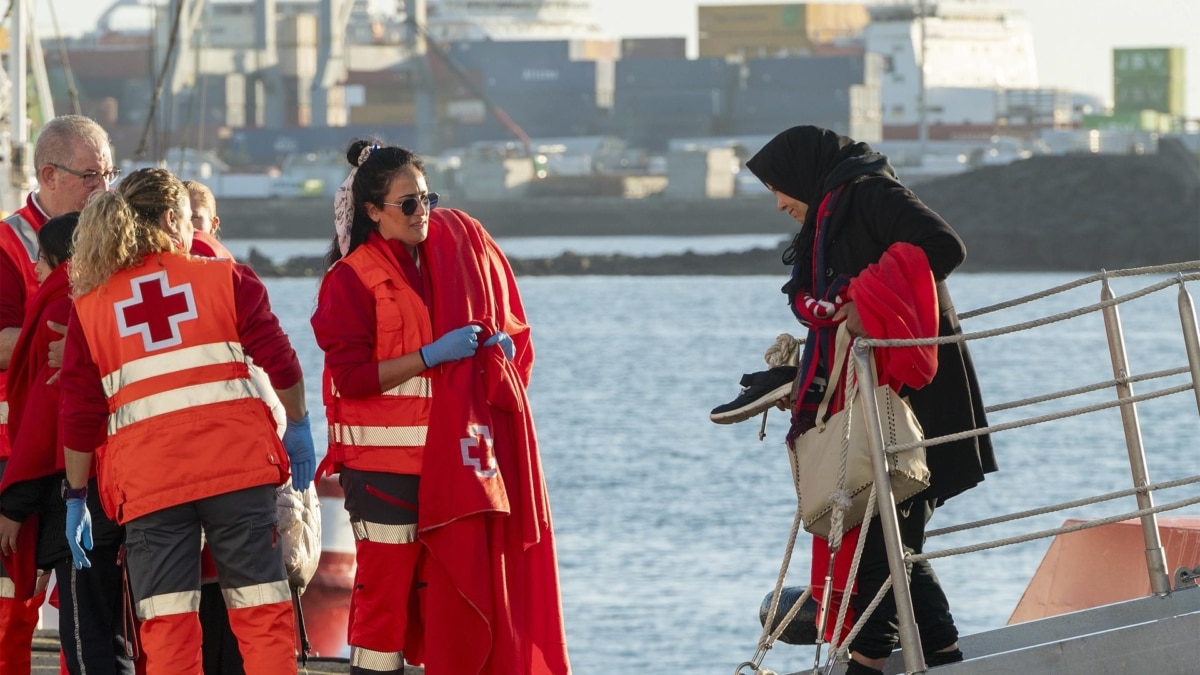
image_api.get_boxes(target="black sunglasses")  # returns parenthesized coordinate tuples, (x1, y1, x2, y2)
(381, 192, 439, 216)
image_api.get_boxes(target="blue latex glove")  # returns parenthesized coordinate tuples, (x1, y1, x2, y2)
(65, 497, 93, 570)
(283, 412, 316, 492)
(483, 331, 515, 361)
(420, 325, 481, 367)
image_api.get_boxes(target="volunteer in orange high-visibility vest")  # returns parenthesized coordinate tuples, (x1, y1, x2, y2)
(0, 114, 116, 675)
(311, 139, 571, 675)
(57, 167, 317, 674)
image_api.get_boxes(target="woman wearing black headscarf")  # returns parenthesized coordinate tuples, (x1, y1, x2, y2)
(746, 126, 997, 674)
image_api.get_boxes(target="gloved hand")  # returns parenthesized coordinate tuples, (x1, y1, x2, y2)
(283, 413, 316, 492)
(483, 331, 515, 361)
(65, 497, 93, 570)
(420, 325, 481, 367)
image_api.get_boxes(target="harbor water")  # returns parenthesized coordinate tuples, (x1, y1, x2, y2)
(251, 236, 1198, 674)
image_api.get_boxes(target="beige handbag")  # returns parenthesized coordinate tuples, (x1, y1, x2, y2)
(792, 325, 931, 538)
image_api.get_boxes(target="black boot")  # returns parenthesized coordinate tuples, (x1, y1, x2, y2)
(845, 660, 884, 675)
(925, 648, 964, 667)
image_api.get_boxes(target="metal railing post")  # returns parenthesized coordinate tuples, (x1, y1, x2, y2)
(1101, 275, 1171, 595)
(1177, 276, 1200, 417)
(852, 341, 926, 674)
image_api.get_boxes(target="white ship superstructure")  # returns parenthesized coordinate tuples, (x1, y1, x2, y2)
(421, 0, 602, 42)
(864, 1, 1039, 129)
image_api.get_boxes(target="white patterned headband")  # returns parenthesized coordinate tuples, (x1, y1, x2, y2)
(333, 143, 378, 256)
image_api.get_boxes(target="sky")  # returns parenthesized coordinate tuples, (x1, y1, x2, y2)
(32, 0, 1200, 118)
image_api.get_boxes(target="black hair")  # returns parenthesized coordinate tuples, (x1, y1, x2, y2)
(323, 138, 427, 268)
(38, 211, 81, 269)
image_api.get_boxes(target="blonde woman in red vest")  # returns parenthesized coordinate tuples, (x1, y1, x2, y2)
(311, 139, 571, 674)
(57, 167, 317, 674)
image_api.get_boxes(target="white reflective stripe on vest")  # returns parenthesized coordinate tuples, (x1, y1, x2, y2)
(221, 579, 291, 610)
(350, 645, 405, 671)
(0, 577, 14, 598)
(332, 423, 427, 448)
(0, 400, 8, 424)
(3, 213, 38, 263)
(108, 378, 259, 434)
(136, 589, 201, 621)
(101, 341, 247, 398)
(330, 375, 432, 399)
(381, 375, 432, 398)
(350, 519, 417, 544)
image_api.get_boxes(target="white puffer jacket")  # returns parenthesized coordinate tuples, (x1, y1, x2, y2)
(250, 359, 322, 592)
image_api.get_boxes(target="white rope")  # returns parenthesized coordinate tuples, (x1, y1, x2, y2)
(825, 485, 877, 662)
(957, 262, 1200, 321)
(764, 333, 801, 368)
(909, 494, 1200, 563)
(861, 271, 1200, 349)
(927, 474, 1200, 538)
(889, 382, 1194, 453)
(985, 366, 1190, 414)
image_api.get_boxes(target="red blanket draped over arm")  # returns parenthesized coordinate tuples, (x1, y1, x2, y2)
(416, 208, 571, 674)
(0, 264, 72, 598)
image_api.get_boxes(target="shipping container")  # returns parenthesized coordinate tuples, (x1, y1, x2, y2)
(569, 38, 620, 61)
(620, 37, 687, 60)
(474, 91, 601, 139)
(1113, 47, 1185, 82)
(732, 88, 851, 135)
(615, 57, 739, 91)
(350, 102, 418, 126)
(1113, 78, 1185, 116)
(697, 3, 868, 58)
(743, 55, 872, 90)
(482, 59, 602, 94)
(616, 88, 731, 119)
(1112, 47, 1186, 115)
(223, 125, 419, 166)
(444, 40, 572, 71)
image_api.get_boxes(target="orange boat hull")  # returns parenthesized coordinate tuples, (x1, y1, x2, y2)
(1009, 516, 1200, 624)
(301, 477, 355, 658)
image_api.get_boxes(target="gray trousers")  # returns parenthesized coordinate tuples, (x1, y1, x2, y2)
(123, 485, 286, 620)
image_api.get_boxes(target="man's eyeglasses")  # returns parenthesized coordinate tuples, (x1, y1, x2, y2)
(51, 163, 121, 187)
(381, 192, 439, 216)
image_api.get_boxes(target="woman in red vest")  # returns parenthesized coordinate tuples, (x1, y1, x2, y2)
(57, 167, 317, 674)
(311, 140, 571, 674)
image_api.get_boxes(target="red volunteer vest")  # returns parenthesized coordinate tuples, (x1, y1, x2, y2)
(321, 240, 433, 476)
(0, 204, 45, 461)
(73, 252, 286, 523)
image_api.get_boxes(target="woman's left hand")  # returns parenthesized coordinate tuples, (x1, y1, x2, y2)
(0, 514, 22, 557)
(834, 301, 867, 337)
(483, 331, 515, 361)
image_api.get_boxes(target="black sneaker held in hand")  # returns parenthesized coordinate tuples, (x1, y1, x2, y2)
(709, 366, 798, 424)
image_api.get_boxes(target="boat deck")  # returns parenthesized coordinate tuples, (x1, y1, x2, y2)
(29, 631, 426, 674)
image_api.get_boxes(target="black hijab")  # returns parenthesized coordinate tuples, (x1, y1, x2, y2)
(745, 125, 897, 266)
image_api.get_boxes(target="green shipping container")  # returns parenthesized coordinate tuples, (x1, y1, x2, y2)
(1112, 47, 1186, 115)
(1113, 47, 1184, 80)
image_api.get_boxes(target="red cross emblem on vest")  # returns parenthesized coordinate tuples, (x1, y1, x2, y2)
(114, 271, 198, 352)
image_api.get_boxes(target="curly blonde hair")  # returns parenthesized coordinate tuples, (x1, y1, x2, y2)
(71, 168, 187, 295)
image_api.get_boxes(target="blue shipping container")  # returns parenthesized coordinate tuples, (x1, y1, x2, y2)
(482, 59, 600, 94)
(615, 57, 739, 91)
(744, 55, 866, 91)
(444, 40, 572, 71)
(731, 89, 851, 135)
(616, 89, 731, 119)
